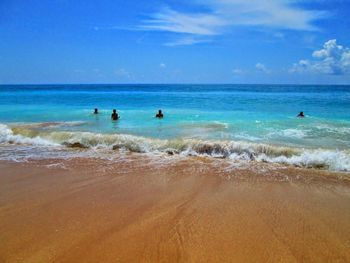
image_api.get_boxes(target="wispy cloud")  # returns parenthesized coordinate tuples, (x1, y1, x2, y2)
(115, 68, 131, 78)
(255, 63, 271, 74)
(140, 7, 225, 36)
(290, 39, 350, 75)
(207, 0, 326, 31)
(139, 0, 327, 45)
(232, 68, 247, 75)
(164, 36, 211, 46)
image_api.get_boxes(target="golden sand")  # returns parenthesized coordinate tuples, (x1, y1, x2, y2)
(1, 157, 350, 262)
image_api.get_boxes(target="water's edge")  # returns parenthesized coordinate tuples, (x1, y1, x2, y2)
(1, 123, 349, 172)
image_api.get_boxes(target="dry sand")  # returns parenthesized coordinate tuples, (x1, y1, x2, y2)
(1, 156, 350, 263)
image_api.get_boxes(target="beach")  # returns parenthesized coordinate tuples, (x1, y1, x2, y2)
(3, 0, 350, 259)
(1, 156, 350, 263)
(1, 84, 350, 262)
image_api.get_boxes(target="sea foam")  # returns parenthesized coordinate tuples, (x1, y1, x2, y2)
(1, 123, 350, 172)
(0, 124, 59, 146)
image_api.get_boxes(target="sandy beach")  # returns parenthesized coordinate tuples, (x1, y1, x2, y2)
(1, 156, 350, 263)
(2, 0, 350, 261)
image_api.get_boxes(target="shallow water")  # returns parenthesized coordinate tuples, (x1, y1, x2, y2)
(1, 84, 350, 171)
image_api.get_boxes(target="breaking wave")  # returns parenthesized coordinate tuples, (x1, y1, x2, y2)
(1, 123, 349, 172)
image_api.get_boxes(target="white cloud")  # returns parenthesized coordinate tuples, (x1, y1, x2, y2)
(140, 0, 326, 45)
(255, 63, 271, 74)
(291, 39, 350, 75)
(164, 36, 211, 46)
(141, 7, 225, 36)
(232, 68, 246, 75)
(160, 63, 166, 68)
(208, 0, 326, 30)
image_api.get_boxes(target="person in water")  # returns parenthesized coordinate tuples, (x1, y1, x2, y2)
(111, 109, 119, 120)
(155, 109, 164, 118)
(297, 111, 305, 118)
(94, 108, 98, 114)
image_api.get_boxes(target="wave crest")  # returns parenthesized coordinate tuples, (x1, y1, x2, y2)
(1, 123, 349, 172)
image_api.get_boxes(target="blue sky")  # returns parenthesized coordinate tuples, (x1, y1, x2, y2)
(0, 0, 350, 84)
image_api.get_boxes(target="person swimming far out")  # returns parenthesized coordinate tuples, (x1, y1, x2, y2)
(93, 108, 98, 114)
(155, 109, 164, 118)
(297, 111, 305, 118)
(111, 109, 119, 120)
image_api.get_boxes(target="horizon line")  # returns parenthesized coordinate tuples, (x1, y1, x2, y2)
(1, 83, 350, 86)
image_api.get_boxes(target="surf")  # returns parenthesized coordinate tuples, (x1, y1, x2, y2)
(1, 123, 349, 172)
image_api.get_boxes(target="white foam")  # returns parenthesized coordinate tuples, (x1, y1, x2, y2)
(315, 124, 350, 135)
(234, 133, 262, 142)
(0, 124, 58, 146)
(1, 123, 350, 172)
(282, 129, 307, 138)
(267, 128, 308, 139)
(255, 150, 350, 172)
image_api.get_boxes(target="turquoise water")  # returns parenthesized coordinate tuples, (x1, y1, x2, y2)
(1, 84, 350, 171)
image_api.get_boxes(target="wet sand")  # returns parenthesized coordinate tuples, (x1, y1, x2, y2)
(1, 157, 350, 262)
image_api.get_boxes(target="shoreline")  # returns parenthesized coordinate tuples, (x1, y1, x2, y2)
(1, 157, 350, 262)
(1, 119, 350, 173)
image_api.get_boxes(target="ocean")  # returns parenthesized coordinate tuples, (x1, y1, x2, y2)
(1, 84, 350, 171)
